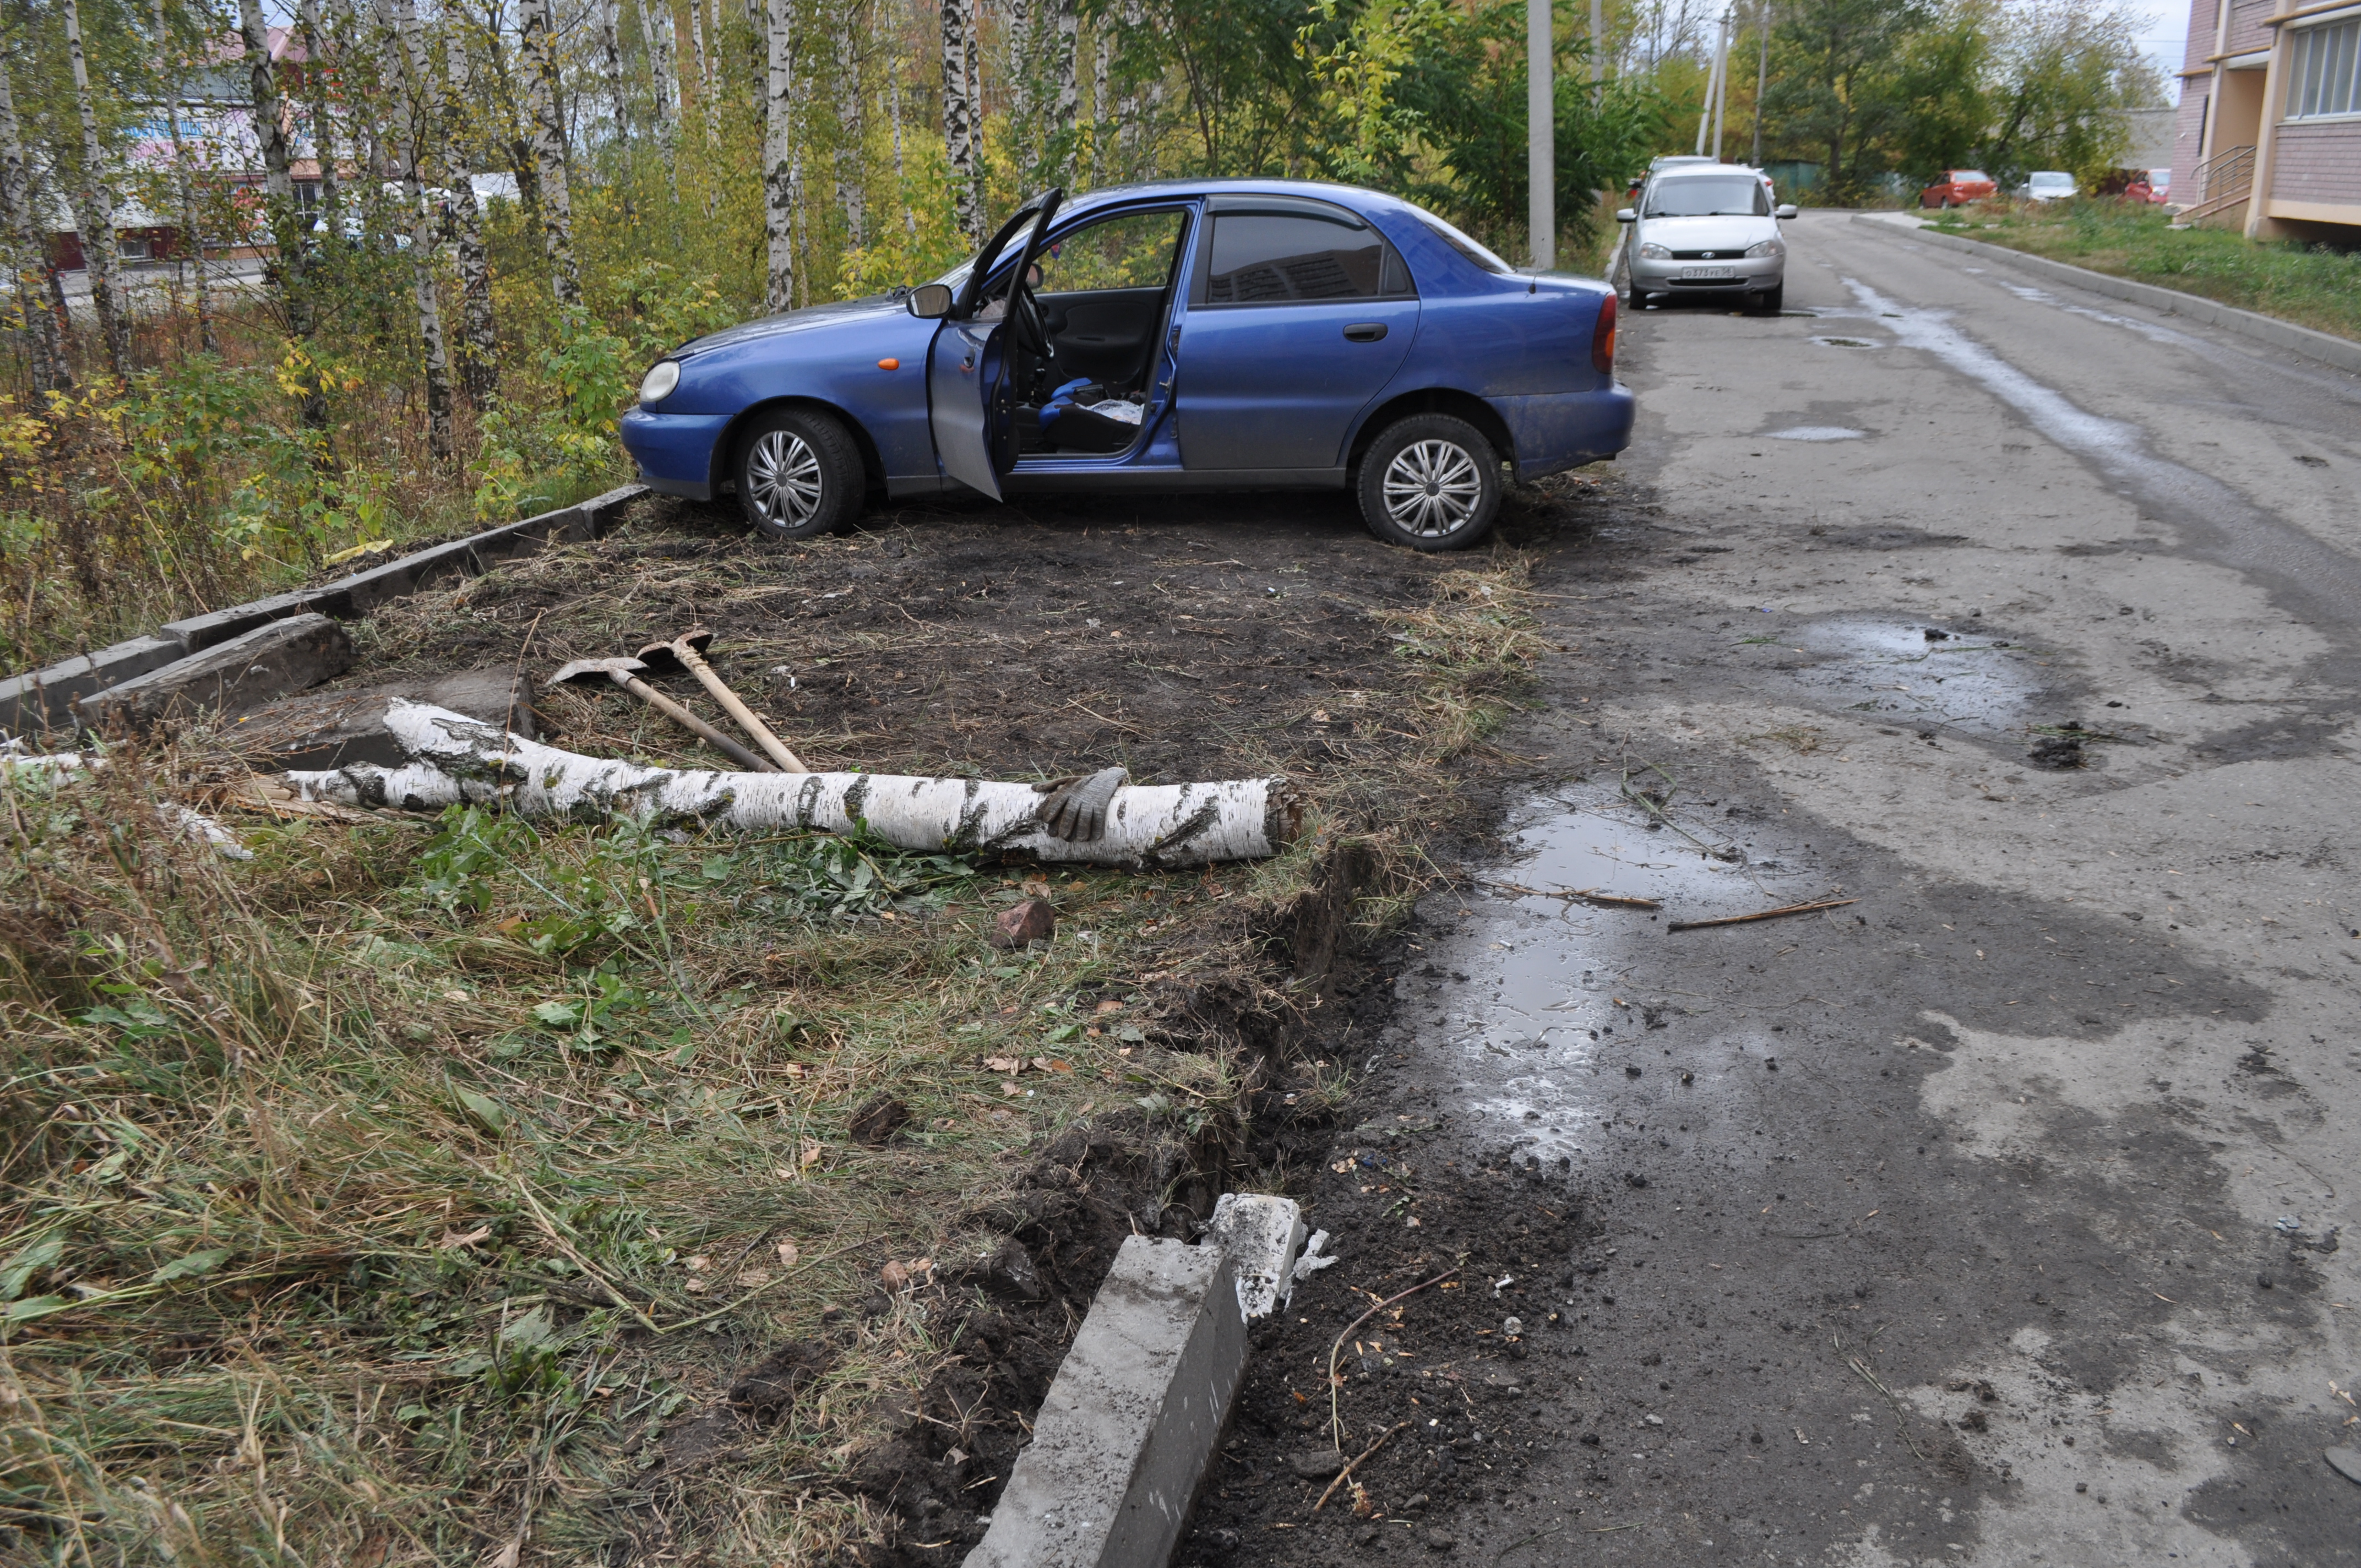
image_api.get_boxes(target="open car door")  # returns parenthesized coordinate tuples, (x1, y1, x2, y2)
(927, 188, 1064, 500)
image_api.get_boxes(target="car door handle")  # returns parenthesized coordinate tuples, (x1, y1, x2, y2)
(1343, 323, 1388, 342)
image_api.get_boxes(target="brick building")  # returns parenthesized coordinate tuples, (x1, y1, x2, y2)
(2174, 0, 2361, 238)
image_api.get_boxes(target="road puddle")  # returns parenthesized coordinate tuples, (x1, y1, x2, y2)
(1773, 615, 2042, 737)
(1396, 789, 1821, 1164)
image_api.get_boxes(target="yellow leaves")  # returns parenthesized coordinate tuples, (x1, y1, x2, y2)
(323, 537, 394, 566)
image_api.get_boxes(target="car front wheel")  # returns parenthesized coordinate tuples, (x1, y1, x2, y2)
(734, 406, 864, 540)
(1356, 414, 1501, 552)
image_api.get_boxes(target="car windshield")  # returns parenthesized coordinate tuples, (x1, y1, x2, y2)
(1645, 176, 1769, 217)
(1954, 171, 1990, 183)
(2029, 172, 2072, 188)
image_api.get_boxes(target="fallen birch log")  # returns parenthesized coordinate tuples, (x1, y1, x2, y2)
(284, 701, 1301, 867)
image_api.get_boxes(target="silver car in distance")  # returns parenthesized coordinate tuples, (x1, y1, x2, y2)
(1618, 165, 1798, 315)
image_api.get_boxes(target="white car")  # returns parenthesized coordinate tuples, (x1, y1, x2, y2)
(2018, 171, 2077, 202)
(1617, 165, 1797, 314)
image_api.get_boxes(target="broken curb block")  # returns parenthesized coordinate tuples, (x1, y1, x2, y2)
(1206, 1191, 1309, 1321)
(964, 1237, 1247, 1568)
(0, 634, 187, 739)
(81, 613, 354, 728)
(219, 669, 541, 772)
(992, 897, 1057, 949)
(965, 1199, 1304, 1568)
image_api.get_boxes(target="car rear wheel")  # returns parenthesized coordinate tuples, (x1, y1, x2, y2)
(734, 406, 864, 540)
(1356, 414, 1501, 552)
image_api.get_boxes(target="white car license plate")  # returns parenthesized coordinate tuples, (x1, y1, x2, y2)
(1680, 266, 1737, 280)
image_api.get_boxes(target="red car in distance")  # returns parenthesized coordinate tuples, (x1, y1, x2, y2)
(1920, 170, 1998, 209)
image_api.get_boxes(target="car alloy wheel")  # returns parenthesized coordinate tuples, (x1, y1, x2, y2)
(1381, 438, 1483, 538)
(746, 428, 825, 530)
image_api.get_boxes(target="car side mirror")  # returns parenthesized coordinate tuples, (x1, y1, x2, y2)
(1616, 208, 1636, 223)
(1776, 204, 1798, 220)
(906, 282, 954, 319)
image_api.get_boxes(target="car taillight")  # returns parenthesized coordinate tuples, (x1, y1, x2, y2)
(1590, 293, 1617, 375)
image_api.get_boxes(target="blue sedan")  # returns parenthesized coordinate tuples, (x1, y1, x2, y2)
(619, 179, 1633, 551)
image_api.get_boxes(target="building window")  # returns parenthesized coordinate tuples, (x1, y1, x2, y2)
(295, 180, 320, 219)
(2288, 17, 2360, 119)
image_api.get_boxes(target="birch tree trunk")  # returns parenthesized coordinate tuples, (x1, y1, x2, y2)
(296, 0, 342, 220)
(1050, 0, 1078, 183)
(687, 0, 716, 145)
(63, 0, 132, 379)
(1091, 20, 1109, 179)
(0, 58, 69, 395)
(517, 0, 583, 306)
(940, 0, 980, 243)
(761, 0, 795, 311)
(888, 46, 915, 235)
(155, 0, 216, 354)
(833, 3, 866, 250)
(329, 0, 391, 182)
(1009, 0, 1033, 192)
(381, 0, 454, 462)
(439, 41, 500, 405)
(239, 0, 329, 432)
(289, 702, 1301, 868)
(1117, 0, 1141, 176)
(637, 0, 681, 185)
(598, 0, 628, 139)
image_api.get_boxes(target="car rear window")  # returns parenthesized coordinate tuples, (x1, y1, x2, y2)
(1954, 171, 1990, 183)
(1205, 215, 1385, 302)
(1645, 176, 1770, 217)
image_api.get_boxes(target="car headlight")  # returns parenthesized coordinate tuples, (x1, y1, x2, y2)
(638, 360, 681, 405)
(1744, 238, 1783, 258)
(1637, 241, 1671, 260)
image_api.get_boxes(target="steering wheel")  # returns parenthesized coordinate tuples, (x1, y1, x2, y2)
(1008, 283, 1049, 358)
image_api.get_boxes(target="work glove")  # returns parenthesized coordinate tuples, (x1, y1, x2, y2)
(1031, 765, 1130, 842)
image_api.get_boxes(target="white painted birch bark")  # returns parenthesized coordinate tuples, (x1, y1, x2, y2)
(940, 0, 980, 243)
(637, 0, 681, 180)
(1049, 0, 1078, 183)
(761, 0, 795, 311)
(383, 0, 454, 462)
(63, 0, 132, 378)
(687, 0, 716, 144)
(833, 2, 866, 249)
(289, 703, 1302, 868)
(517, 0, 583, 305)
(439, 38, 499, 406)
(0, 57, 68, 395)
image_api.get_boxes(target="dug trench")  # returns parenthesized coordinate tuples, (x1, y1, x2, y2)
(0, 478, 1654, 1566)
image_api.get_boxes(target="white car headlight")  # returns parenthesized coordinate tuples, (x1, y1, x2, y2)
(639, 360, 681, 405)
(1744, 238, 1783, 258)
(1637, 241, 1671, 260)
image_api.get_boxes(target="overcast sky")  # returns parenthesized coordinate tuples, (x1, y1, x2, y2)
(2126, 0, 2191, 102)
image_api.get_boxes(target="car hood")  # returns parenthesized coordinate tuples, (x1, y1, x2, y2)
(676, 294, 904, 358)
(1636, 214, 1777, 249)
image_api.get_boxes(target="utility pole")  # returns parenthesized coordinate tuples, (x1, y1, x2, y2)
(1694, 9, 1728, 156)
(1590, 0, 1603, 82)
(1752, 0, 1771, 168)
(1528, 0, 1553, 269)
(1711, 6, 1732, 160)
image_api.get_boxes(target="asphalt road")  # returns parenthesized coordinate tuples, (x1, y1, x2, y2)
(1342, 210, 2361, 1566)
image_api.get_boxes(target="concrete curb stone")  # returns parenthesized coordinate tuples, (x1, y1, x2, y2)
(1, 483, 648, 739)
(964, 1195, 1307, 1568)
(80, 613, 355, 728)
(1849, 212, 2361, 377)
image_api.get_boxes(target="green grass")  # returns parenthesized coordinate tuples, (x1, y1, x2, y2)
(0, 553, 1547, 1565)
(1928, 198, 2361, 345)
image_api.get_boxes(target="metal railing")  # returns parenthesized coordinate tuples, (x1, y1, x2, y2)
(2181, 144, 2256, 219)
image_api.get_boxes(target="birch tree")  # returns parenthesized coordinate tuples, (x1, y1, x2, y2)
(1050, 0, 1079, 182)
(378, 0, 454, 461)
(638, 0, 681, 178)
(154, 0, 214, 355)
(517, 0, 583, 304)
(439, 39, 499, 404)
(295, 0, 343, 223)
(0, 51, 68, 396)
(940, 0, 980, 243)
(688, 0, 716, 145)
(833, 2, 866, 249)
(1009, 0, 1033, 188)
(762, 0, 795, 310)
(597, 0, 628, 138)
(238, 0, 329, 432)
(62, 0, 132, 379)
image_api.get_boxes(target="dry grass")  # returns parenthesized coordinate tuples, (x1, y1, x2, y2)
(0, 541, 1546, 1564)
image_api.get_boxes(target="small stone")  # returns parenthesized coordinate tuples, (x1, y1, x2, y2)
(2258, 1273, 2275, 1289)
(1424, 1528, 1457, 1552)
(1288, 1449, 1347, 1480)
(1401, 1492, 1430, 1512)
(1503, 1316, 1523, 1337)
(2075, 1482, 2088, 1493)
(991, 897, 1057, 949)
(2325, 1447, 2361, 1485)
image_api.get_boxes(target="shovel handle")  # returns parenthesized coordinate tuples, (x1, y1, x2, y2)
(676, 646, 809, 773)
(616, 674, 777, 773)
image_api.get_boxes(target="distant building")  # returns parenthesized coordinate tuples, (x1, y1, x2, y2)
(2173, 0, 2361, 238)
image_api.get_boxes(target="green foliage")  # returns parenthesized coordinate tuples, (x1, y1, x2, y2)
(758, 831, 984, 921)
